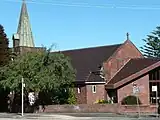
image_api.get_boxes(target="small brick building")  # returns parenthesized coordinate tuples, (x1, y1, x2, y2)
(62, 39, 160, 105)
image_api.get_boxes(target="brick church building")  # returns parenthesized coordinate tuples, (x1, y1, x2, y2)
(13, 1, 160, 105)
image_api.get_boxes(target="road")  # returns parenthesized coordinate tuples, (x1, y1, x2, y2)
(0, 113, 159, 120)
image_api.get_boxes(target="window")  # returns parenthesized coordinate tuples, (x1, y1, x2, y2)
(77, 87, 81, 94)
(92, 85, 96, 93)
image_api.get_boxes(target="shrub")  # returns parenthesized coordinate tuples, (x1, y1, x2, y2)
(121, 95, 141, 105)
(67, 88, 76, 104)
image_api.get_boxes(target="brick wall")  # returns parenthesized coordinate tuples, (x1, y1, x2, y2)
(117, 74, 150, 105)
(40, 104, 119, 113)
(104, 40, 143, 80)
(75, 85, 87, 104)
(119, 105, 157, 113)
(86, 84, 105, 104)
(75, 84, 105, 104)
(39, 104, 157, 114)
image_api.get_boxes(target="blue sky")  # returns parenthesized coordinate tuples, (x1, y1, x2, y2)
(0, 0, 160, 51)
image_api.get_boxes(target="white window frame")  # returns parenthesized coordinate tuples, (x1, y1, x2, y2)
(92, 85, 96, 93)
(77, 87, 81, 94)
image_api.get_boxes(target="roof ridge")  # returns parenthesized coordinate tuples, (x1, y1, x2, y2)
(123, 40, 144, 58)
(58, 43, 122, 52)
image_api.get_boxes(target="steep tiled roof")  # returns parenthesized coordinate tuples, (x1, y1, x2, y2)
(15, 0, 35, 47)
(107, 58, 160, 85)
(61, 44, 122, 82)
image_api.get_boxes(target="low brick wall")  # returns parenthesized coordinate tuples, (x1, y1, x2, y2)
(39, 104, 119, 113)
(39, 104, 157, 114)
(119, 105, 157, 113)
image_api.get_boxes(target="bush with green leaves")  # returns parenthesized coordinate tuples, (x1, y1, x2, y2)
(121, 95, 141, 105)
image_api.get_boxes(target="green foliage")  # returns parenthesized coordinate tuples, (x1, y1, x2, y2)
(0, 50, 76, 104)
(95, 99, 112, 104)
(141, 26, 160, 58)
(121, 95, 141, 105)
(0, 24, 10, 66)
(67, 88, 76, 104)
(38, 85, 76, 105)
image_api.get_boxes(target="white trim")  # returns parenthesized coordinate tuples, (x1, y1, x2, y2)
(85, 81, 106, 84)
(92, 85, 96, 93)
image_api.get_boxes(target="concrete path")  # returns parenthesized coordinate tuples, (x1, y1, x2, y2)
(0, 113, 159, 120)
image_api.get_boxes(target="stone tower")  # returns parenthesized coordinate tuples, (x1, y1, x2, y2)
(12, 0, 45, 54)
(13, 0, 34, 48)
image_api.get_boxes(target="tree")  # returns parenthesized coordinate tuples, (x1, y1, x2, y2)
(0, 50, 76, 108)
(0, 24, 10, 66)
(141, 26, 160, 58)
(0, 25, 10, 112)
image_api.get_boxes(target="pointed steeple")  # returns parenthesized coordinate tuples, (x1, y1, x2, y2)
(16, 0, 35, 47)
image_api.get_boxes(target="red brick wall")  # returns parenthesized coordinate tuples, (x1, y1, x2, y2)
(40, 104, 157, 113)
(41, 104, 119, 113)
(119, 105, 157, 113)
(117, 74, 150, 105)
(75, 85, 87, 104)
(86, 84, 105, 104)
(104, 40, 143, 80)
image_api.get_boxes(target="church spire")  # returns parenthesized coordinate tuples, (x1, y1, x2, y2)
(17, 0, 35, 47)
